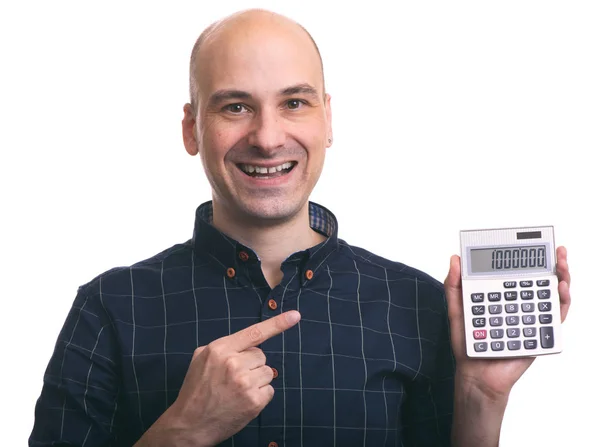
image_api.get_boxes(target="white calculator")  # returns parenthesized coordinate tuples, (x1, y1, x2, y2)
(460, 226, 562, 358)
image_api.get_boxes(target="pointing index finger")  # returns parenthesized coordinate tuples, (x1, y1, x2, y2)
(228, 310, 301, 352)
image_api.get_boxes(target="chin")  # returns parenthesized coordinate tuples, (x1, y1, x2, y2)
(238, 198, 305, 223)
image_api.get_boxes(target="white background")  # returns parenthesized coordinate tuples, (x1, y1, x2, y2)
(1, 1, 598, 445)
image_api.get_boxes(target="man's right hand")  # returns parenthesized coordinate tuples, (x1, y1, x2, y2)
(135, 310, 301, 447)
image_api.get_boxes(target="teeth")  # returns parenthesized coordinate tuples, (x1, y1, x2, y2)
(240, 162, 294, 174)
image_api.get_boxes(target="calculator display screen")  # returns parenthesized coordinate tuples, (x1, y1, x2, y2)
(470, 245, 548, 273)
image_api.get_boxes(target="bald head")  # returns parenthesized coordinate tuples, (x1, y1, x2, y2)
(188, 9, 325, 112)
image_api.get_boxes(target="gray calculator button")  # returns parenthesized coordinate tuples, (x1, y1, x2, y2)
(505, 303, 518, 313)
(522, 315, 535, 325)
(491, 341, 505, 351)
(521, 290, 534, 300)
(490, 316, 503, 326)
(524, 340, 537, 350)
(472, 306, 485, 315)
(538, 302, 552, 312)
(537, 289, 551, 299)
(490, 329, 504, 339)
(507, 328, 520, 338)
(471, 293, 484, 303)
(523, 327, 537, 337)
(474, 342, 488, 352)
(541, 327, 554, 348)
(506, 316, 519, 326)
(508, 340, 521, 350)
(521, 302, 534, 313)
(504, 281, 517, 288)
(488, 305, 502, 314)
(504, 291, 518, 300)
(488, 292, 501, 302)
(520, 280, 533, 287)
(473, 318, 486, 327)
(539, 314, 553, 324)
(537, 279, 550, 287)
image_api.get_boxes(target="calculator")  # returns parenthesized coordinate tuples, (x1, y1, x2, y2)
(460, 226, 562, 358)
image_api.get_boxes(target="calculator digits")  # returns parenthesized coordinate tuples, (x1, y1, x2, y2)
(460, 226, 563, 358)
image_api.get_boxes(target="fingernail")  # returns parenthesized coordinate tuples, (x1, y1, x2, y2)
(286, 310, 301, 324)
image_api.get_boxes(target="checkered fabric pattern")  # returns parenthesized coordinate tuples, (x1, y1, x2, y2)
(30, 201, 455, 447)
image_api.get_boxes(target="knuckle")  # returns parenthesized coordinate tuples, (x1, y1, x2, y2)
(247, 325, 263, 343)
(224, 356, 239, 374)
(234, 374, 251, 390)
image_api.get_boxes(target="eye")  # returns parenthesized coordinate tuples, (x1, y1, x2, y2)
(224, 103, 248, 114)
(286, 99, 305, 110)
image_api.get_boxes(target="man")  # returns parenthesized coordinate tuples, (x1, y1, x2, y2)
(30, 8, 571, 447)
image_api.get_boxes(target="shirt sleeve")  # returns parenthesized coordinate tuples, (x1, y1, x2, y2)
(400, 288, 456, 447)
(29, 284, 121, 446)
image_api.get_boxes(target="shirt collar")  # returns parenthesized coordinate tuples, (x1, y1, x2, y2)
(191, 200, 340, 282)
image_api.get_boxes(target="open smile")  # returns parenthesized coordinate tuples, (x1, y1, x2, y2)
(236, 161, 297, 179)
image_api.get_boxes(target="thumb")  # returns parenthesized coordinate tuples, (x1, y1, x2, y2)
(444, 255, 463, 320)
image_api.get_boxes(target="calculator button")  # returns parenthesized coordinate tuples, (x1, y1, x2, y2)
(521, 303, 535, 313)
(474, 342, 488, 352)
(505, 303, 518, 313)
(537, 289, 551, 299)
(472, 306, 485, 315)
(506, 316, 519, 326)
(473, 330, 487, 340)
(541, 327, 554, 348)
(491, 341, 504, 351)
(520, 280, 533, 287)
(503, 281, 517, 288)
(504, 291, 518, 301)
(537, 279, 550, 287)
(522, 315, 536, 325)
(508, 340, 521, 350)
(524, 340, 537, 350)
(471, 293, 484, 303)
(473, 318, 486, 327)
(523, 327, 537, 338)
(520, 290, 534, 300)
(539, 314, 553, 324)
(507, 328, 520, 338)
(490, 329, 504, 339)
(488, 305, 502, 314)
(488, 292, 501, 302)
(538, 302, 552, 312)
(490, 317, 503, 327)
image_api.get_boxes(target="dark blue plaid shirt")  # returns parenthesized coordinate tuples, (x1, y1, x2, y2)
(30, 201, 455, 447)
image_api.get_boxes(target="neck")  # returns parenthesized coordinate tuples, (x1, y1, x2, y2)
(211, 200, 326, 288)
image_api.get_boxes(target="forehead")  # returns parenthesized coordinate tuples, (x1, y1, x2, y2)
(195, 22, 323, 100)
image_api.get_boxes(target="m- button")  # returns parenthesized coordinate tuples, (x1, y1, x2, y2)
(268, 299, 277, 310)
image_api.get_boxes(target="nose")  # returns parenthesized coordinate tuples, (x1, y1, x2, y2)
(247, 108, 286, 155)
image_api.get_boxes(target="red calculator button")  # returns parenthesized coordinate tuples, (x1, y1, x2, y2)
(473, 330, 487, 340)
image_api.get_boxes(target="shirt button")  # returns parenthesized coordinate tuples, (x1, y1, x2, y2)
(305, 269, 314, 280)
(268, 443, 278, 447)
(238, 251, 249, 261)
(271, 367, 279, 379)
(268, 299, 277, 310)
(226, 267, 236, 278)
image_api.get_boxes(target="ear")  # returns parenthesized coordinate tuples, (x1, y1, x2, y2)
(325, 93, 333, 147)
(182, 103, 199, 156)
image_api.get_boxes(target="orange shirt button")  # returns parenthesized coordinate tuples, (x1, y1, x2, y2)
(268, 443, 278, 447)
(271, 367, 279, 379)
(226, 267, 236, 278)
(268, 299, 277, 310)
(305, 269, 314, 280)
(238, 251, 249, 261)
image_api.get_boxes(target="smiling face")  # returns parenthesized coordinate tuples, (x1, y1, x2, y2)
(183, 11, 332, 225)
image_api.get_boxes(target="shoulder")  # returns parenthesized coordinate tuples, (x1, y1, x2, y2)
(336, 238, 444, 293)
(75, 240, 194, 299)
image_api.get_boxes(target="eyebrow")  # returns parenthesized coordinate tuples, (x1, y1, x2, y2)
(207, 83, 320, 107)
